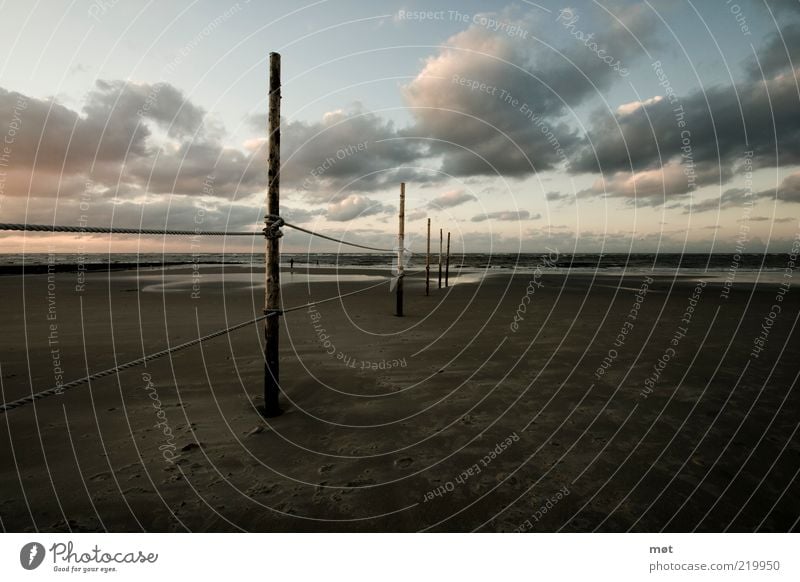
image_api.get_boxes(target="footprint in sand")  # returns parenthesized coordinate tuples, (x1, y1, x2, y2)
(394, 457, 414, 469)
(494, 472, 519, 486)
(346, 478, 376, 487)
(246, 483, 280, 496)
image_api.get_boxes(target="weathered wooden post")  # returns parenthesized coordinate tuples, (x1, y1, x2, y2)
(445, 231, 451, 287)
(396, 183, 405, 316)
(425, 218, 431, 296)
(438, 228, 443, 288)
(263, 52, 282, 417)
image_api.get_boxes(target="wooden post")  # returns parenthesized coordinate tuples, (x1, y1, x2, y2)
(263, 52, 282, 417)
(445, 231, 451, 287)
(438, 228, 443, 288)
(396, 183, 405, 316)
(425, 218, 430, 296)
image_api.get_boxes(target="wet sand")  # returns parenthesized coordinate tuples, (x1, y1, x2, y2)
(0, 264, 798, 532)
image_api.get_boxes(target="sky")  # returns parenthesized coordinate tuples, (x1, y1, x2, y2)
(1, 0, 799, 255)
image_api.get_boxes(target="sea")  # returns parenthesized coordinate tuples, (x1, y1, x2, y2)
(0, 252, 794, 283)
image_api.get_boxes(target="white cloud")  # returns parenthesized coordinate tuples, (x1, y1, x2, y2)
(428, 189, 477, 209)
(326, 194, 394, 222)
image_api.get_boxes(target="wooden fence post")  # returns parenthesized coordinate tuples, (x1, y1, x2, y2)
(438, 228, 443, 288)
(445, 231, 451, 287)
(263, 52, 282, 417)
(396, 183, 405, 316)
(425, 218, 430, 296)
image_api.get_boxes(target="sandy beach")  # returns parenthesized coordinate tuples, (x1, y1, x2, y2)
(0, 263, 797, 532)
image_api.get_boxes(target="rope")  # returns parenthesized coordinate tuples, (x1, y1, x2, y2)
(0, 314, 267, 413)
(282, 221, 397, 253)
(0, 223, 258, 236)
(0, 219, 401, 253)
(0, 274, 411, 414)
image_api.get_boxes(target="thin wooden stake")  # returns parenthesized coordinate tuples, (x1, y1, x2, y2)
(263, 52, 282, 417)
(445, 231, 451, 287)
(425, 218, 430, 296)
(438, 228, 443, 288)
(396, 183, 405, 316)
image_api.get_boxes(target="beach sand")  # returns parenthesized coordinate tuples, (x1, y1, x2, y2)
(0, 264, 798, 532)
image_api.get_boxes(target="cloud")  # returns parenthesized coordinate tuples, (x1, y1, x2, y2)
(679, 173, 800, 214)
(471, 209, 537, 222)
(325, 194, 394, 222)
(5, 2, 800, 242)
(0, 80, 241, 202)
(0, 187, 263, 233)
(570, 48, 800, 192)
(249, 104, 432, 200)
(584, 162, 725, 202)
(757, 171, 800, 202)
(401, 4, 657, 177)
(683, 188, 751, 213)
(744, 22, 800, 80)
(616, 96, 664, 117)
(0, 83, 434, 212)
(281, 206, 325, 224)
(124, 140, 264, 198)
(545, 190, 574, 204)
(747, 216, 796, 223)
(0, 80, 207, 174)
(427, 189, 476, 209)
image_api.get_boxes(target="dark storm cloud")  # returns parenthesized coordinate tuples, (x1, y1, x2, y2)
(1, 83, 431, 211)
(0, 80, 207, 177)
(124, 140, 264, 198)
(744, 22, 800, 79)
(569, 16, 800, 200)
(5, 1, 800, 221)
(401, 4, 659, 177)
(568, 70, 800, 192)
(249, 105, 432, 200)
(0, 80, 216, 200)
(87, 80, 207, 140)
(759, 171, 800, 202)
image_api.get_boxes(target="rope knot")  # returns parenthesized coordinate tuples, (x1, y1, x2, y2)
(263, 214, 285, 239)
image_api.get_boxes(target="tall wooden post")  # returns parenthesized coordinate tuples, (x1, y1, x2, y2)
(438, 228, 443, 288)
(445, 231, 451, 287)
(425, 218, 430, 296)
(396, 183, 405, 316)
(263, 52, 282, 417)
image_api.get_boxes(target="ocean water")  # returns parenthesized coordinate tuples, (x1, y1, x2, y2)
(0, 252, 793, 283)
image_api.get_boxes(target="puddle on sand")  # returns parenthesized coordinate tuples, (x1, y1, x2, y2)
(124, 272, 387, 293)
